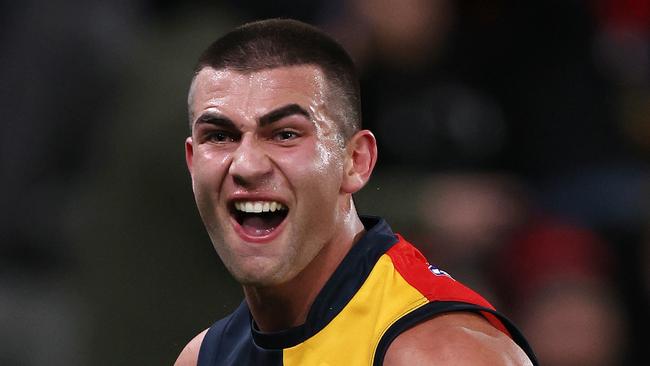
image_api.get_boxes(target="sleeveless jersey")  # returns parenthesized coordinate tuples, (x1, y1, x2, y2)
(198, 216, 537, 365)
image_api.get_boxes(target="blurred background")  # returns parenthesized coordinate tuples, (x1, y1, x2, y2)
(1, 0, 648, 365)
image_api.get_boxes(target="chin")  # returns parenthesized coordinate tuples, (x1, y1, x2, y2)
(235, 270, 287, 288)
(227, 257, 291, 287)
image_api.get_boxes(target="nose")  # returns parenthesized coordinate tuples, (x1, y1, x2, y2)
(228, 134, 273, 188)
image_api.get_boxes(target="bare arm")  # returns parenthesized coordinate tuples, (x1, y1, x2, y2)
(174, 329, 208, 366)
(384, 312, 532, 366)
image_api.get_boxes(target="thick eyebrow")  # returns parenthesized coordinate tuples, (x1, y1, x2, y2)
(192, 104, 309, 130)
(193, 112, 237, 130)
(259, 104, 310, 127)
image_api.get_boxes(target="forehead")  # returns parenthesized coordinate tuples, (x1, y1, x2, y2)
(190, 65, 329, 118)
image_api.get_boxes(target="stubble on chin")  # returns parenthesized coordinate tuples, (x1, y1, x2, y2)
(214, 238, 290, 287)
(229, 257, 290, 287)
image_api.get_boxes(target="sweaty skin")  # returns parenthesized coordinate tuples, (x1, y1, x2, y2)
(177, 64, 531, 366)
(185, 65, 371, 331)
(187, 66, 347, 285)
(384, 313, 533, 366)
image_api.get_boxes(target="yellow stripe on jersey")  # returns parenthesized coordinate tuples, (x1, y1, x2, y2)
(283, 254, 428, 365)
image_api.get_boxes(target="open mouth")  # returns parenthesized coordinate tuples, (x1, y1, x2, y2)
(231, 201, 289, 237)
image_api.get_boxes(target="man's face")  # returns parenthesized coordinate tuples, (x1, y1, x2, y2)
(186, 65, 349, 287)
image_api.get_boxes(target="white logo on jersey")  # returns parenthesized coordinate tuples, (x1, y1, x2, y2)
(427, 264, 453, 279)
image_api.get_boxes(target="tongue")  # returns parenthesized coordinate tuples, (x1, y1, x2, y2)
(241, 214, 284, 237)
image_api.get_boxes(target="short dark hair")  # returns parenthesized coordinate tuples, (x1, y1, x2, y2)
(189, 19, 361, 139)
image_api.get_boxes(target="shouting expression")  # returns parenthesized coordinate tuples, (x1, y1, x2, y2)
(186, 65, 352, 287)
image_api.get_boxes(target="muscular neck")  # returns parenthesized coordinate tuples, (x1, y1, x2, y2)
(243, 201, 365, 332)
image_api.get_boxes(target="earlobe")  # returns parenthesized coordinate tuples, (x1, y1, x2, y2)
(185, 137, 194, 174)
(341, 130, 378, 194)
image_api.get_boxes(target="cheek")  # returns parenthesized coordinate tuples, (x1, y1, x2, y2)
(312, 143, 340, 177)
(313, 138, 345, 182)
(191, 150, 232, 202)
(276, 144, 343, 196)
(193, 147, 231, 180)
(196, 145, 233, 166)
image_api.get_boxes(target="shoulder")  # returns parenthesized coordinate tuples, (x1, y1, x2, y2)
(383, 312, 533, 366)
(175, 304, 251, 366)
(174, 329, 209, 366)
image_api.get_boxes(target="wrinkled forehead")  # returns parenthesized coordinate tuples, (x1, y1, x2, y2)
(187, 65, 348, 144)
(188, 65, 330, 112)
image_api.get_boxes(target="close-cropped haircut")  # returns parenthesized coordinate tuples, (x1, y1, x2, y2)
(189, 19, 361, 140)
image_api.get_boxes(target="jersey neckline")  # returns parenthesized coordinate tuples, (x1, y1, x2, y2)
(251, 216, 399, 349)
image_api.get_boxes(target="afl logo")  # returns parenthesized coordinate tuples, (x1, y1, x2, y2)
(427, 264, 453, 279)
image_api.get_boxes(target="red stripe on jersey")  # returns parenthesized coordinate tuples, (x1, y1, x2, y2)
(387, 234, 511, 336)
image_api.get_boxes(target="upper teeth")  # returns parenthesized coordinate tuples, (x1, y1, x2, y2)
(234, 201, 287, 213)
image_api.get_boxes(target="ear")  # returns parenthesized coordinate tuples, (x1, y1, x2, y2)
(341, 130, 378, 194)
(185, 136, 194, 174)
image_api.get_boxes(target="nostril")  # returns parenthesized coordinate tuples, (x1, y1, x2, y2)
(232, 172, 274, 189)
(233, 175, 248, 187)
(229, 150, 274, 188)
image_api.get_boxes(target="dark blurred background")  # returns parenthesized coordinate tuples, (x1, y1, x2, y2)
(1, 0, 648, 365)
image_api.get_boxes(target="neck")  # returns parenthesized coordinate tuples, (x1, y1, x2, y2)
(243, 203, 365, 332)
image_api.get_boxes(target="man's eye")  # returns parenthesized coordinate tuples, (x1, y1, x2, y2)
(209, 131, 235, 143)
(274, 130, 299, 141)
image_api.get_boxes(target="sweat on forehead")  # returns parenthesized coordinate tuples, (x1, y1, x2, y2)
(187, 19, 361, 138)
(187, 65, 352, 142)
